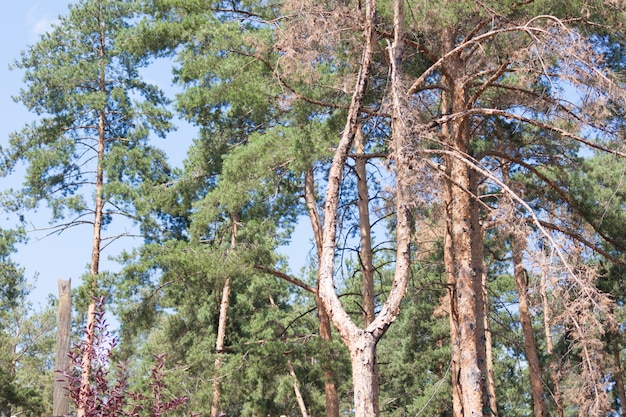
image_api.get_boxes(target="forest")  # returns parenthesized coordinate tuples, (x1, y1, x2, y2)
(1, 0, 626, 416)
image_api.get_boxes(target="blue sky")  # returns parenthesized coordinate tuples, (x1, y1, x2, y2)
(1, 1, 312, 310)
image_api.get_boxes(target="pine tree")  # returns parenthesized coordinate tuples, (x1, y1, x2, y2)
(7, 1, 173, 415)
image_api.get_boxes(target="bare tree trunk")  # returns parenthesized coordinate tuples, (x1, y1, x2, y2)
(441, 84, 464, 417)
(53, 278, 72, 417)
(316, 296, 340, 417)
(210, 275, 231, 417)
(443, 158, 463, 416)
(210, 214, 239, 417)
(305, 166, 340, 417)
(287, 359, 309, 417)
(511, 233, 548, 417)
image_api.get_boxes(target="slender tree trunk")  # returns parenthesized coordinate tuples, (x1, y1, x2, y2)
(441, 86, 464, 417)
(482, 268, 498, 417)
(54, 278, 72, 417)
(354, 125, 379, 412)
(511, 233, 548, 417)
(305, 166, 340, 417)
(317, 296, 340, 417)
(210, 275, 231, 417)
(610, 336, 626, 415)
(287, 359, 310, 417)
(77, 74, 106, 417)
(211, 214, 239, 417)
(444, 182, 463, 416)
(355, 126, 375, 327)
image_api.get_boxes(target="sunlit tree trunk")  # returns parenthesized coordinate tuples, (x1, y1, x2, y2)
(317, 0, 412, 415)
(482, 267, 498, 417)
(210, 214, 239, 417)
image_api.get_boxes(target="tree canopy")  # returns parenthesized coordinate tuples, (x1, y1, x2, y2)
(3, 1, 626, 417)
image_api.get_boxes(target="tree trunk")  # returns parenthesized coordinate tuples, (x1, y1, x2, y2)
(210, 214, 238, 417)
(444, 183, 463, 416)
(53, 278, 72, 417)
(317, 0, 412, 415)
(317, 295, 340, 417)
(355, 126, 375, 327)
(511, 233, 548, 417)
(349, 333, 378, 417)
(441, 80, 464, 417)
(305, 166, 340, 417)
(540, 237, 564, 417)
(77, 77, 106, 417)
(287, 359, 309, 417)
(440, 19, 492, 415)
(210, 275, 231, 417)
(354, 125, 379, 411)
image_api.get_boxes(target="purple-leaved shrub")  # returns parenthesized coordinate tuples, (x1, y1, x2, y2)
(59, 298, 196, 417)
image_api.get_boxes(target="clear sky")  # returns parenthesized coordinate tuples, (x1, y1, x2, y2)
(1, 1, 311, 310)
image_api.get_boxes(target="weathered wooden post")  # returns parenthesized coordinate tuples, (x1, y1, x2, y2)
(53, 278, 71, 417)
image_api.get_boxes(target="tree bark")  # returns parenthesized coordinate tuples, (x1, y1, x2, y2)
(511, 233, 548, 417)
(53, 278, 72, 417)
(440, 19, 493, 416)
(210, 214, 239, 417)
(444, 179, 463, 416)
(349, 333, 378, 417)
(482, 268, 498, 417)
